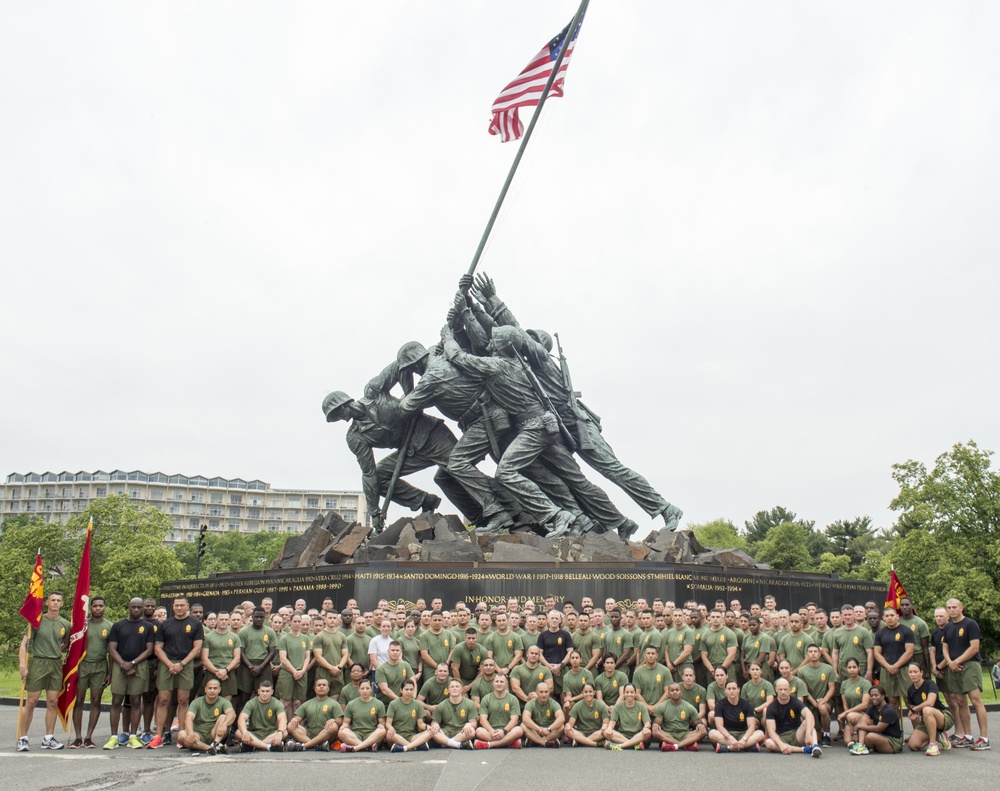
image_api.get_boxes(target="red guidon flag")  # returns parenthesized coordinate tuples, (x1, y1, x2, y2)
(885, 567, 908, 612)
(488, 10, 586, 142)
(58, 518, 93, 729)
(19, 550, 45, 628)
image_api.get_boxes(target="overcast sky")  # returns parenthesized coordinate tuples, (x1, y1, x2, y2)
(2, 2, 997, 541)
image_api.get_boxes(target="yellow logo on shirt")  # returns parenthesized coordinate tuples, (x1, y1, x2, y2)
(322, 704, 329, 713)
(460, 709, 466, 717)
(754, 641, 760, 649)
(504, 703, 510, 712)
(444, 639, 450, 647)
(139, 626, 145, 634)
(678, 635, 683, 643)
(921, 693, 927, 701)
(680, 711, 687, 720)
(60, 627, 66, 636)
(855, 687, 861, 695)
(790, 710, 796, 719)
(301, 641, 307, 649)
(959, 628, 964, 637)
(821, 674, 827, 681)
(370, 707, 376, 716)
(213, 708, 219, 716)
(795, 640, 802, 649)
(186, 625, 191, 633)
(739, 712, 745, 722)
(613, 680, 618, 688)
(267, 710, 273, 718)
(720, 635, 726, 643)
(411, 709, 416, 718)
(263, 635, 269, 642)
(853, 636, 859, 645)
(228, 639, 233, 647)
(402, 669, 407, 677)
(538, 672, 545, 681)
(656, 674, 662, 682)
(557, 637, 563, 646)
(894, 633, 901, 642)
(760, 690, 766, 699)
(695, 695, 701, 703)
(102, 629, 108, 637)
(594, 711, 600, 719)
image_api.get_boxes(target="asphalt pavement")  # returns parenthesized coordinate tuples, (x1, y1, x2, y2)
(2, 707, 997, 791)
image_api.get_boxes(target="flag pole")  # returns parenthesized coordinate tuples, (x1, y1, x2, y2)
(15, 625, 31, 746)
(466, 0, 590, 277)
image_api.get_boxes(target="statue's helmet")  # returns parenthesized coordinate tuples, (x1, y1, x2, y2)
(322, 391, 353, 422)
(526, 329, 553, 353)
(490, 325, 521, 352)
(396, 341, 429, 370)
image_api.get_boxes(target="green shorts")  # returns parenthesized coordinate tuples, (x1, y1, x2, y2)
(237, 663, 274, 694)
(111, 662, 149, 696)
(203, 671, 238, 698)
(879, 669, 909, 698)
(947, 662, 982, 695)
(914, 709, 954, 734)
(663, 729, 690, 742)
(778, 729, 801, 746)
(885, 736, 904, 753)
(27, 657, 63, 693)
(146, 660, 159, 693)
(729, 729, 746, 740)
(78, 659, 109, 696)
(157, 661, 195, 691)
(276, 669, 308, 701)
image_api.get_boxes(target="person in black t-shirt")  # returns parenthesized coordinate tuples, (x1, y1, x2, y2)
(873, 607, 914, 712)
(943, 598, 989, 750)
(764, 678, 819, 755)
(150, 598, 204, 749)
(709, 681, 764, 752)
(904, 662, 953, 755)
(535, 611, 574, 696)
(106, 597, 156, 746)
(853, 686, 903, 754)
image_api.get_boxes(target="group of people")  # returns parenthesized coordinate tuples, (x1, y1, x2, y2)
(17, 591, 991, 758)
(322, 273, 683, 541)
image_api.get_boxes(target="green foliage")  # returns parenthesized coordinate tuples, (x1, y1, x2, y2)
(753, 522, 813, 571)
(173, 530, 286, 579)
(690, 519, 747, 550)
(743, 506, 805, 545)
(817, 552, 852, 576)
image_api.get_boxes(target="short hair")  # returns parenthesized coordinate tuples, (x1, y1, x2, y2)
(258, 678, 273, 689)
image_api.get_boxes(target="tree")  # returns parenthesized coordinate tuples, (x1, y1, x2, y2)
(753, 522, 813, 571)
(691, 519, 747, 550)
(743, 506, 802, 545)
(173, 530, 286, 579)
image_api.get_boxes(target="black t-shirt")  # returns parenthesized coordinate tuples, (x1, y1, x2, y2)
(108, 618, 155, 662)
(155, 616, 204, 661)
(906, 680, 945, 711)
(930, 627, 947, 667)
(765, 696, 806, 732)
(865, 702, 901, 739)
(874, 626, 915, 665)
(715, 697, 755, 733)
(536, 630, 574, 666)
(944, 617, 982, 663)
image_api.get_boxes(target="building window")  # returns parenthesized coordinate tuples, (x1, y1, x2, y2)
(190, 493, 203, 503)
(95, 487, 106, 498)
(269, 496, 282, 506)
(230, 494, 242, 505)
(228, 506, 241, 517)
(130, 489, 141, 499)
(342, 511, 356, 522)
(44, 488, 54, 497)
(8, 502, 17, 512)
(77, 488, 87, 498)
(209, 506, 223, 517)
(307, 497, 319, 508)
(247, 507, 261, 519)
(150, 489, 163, 500)
(169, 504, 182, 514)
(172, 491, 184, 500)
(10, 489, 20, 499)
(325, 498, 337, 509)
(287, 509, 300, 519)
(287, 497, 301, 508)
(267, 509, 281, 519)
(249, 496, 262, 506)
(188, 518, 201, 529)
(210, 493, 223, 504)
(60, 487, 71, 496)
(208, 519, 220, 529)
(227, 521, 240, 531)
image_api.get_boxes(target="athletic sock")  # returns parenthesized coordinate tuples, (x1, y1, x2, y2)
(447, 738, 460, 748)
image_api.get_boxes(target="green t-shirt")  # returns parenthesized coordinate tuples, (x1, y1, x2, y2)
(663, 626, 696, 667)
(396, 634, 422, 670)
(701, 627, 737, 666)
(480, 692, 520, 729)
(778, 632, 816, 669)
(31, 615, 70, 659)
(706, 681, 727, 707)
(611, 700, 649, 736)
(375, 660, 414, 701)
(344, 697, 385, 738)
(450, 642, 486, 683)
(654, 698, 699, 737)
(569, 698, 609, 736)
(632, 663, 672, 705)
(520, 631, 540, 650)
(573, 630, 602, 668)
(511, 663, 552, 698)
(741, 633, 776, 668)
(593, 670, 629, 706)
(840, 676, 872, 709)
(897, 615, 930, 656)
(340, 683, 362, 706)
(432, 696, 477, 737)
(741, 678, 775, 709)
(203, 630, 241, 670)
(680, 683, 707, 712)
(188, 695, 233, 735)
(242, 696, 283, 738)
(418, 676, 449, 707)
(294, 696, 343, 736)
(85, 619, 110, 663)
(386, 697, 425, 739)
(635, 629, 664, 661)
(797, 662, 835, 701)
(418, 630, 453, 667)
(832, 626, 874, 674)
(238, 625, 278, 663)
(777, 676, 802, 699)
(346, 632, 372, 668)
(278, 632, 312, 669)
(489, 631, 524, 669)
(561, 668, 594, 700)
(604, 628, 633, 659)
(312, 630, 347, 681)
(524, 697, 560, 729)
(471, 674, 499, 703)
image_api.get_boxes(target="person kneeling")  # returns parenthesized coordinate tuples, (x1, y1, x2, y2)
(763, 679, 822, 757)
(235, 680, 287, 752)
(852, 686, 904, 755)
(286, 678, 343, 751)
(904, 663, 954, 756)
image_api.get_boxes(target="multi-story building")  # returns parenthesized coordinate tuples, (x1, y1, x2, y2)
(1, 470, 367, 545)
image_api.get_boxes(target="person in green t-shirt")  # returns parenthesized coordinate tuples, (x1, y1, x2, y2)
(606, 684, 652, 749)
(594, 653, 629, 707)
(418, 662, 452, 715)
(777, 660, 802, 699)
(71, 596, 111, 748)
(741, 662, 775, 718)
(632, 646, 672, 716)
(652, 683, 705, 751)
(385, 678, 433, 752)
(286, 678, 344, 751)
(179, 678, 235, 754)
(237, 680, 286, 751)
(700, 611, 739, 683)
(430, 679, 477, 748)
(473, 674, 523, 749)
(705, 665, 730, 720)
(237, 610, 278, 701)
(510, 645, 553, 704)
(395, 619, 423, 681)
(777, 614, 816, 672)
(837, 657, 872, 748)
(679, 666, 707, 722)
(522, 681, 566, 747)
(312, 611, 349, 697)
(375, 641, 415, 705)
(339, 663, 367, 707)
(201, 611, 242, 699)
(340, 679, 387, 752)
(566, 683, 610, 747)
(796, 645, 836, 746)
(663, 609, 696, 679)
(18, 592, 71, 751)
(277, 614, 312, 719)
(560, 650, 593, 714)
(450, 629, 486, 692)
(488, 613, 524, 674)
(471, 658, 499, 705)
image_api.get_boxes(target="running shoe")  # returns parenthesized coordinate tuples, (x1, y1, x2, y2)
(17, 738, 29, 752)
(633, 743, 645, 750)
(608, 743, 622, 751)
(41, 736, 65, 750)
(852, 744, 870, 755)
(127, 736, 144, 749)
(821, 734, 832, 747)
(216, 743, 228, 755)
(68, 738, 83, 749)
(939, 737, 952, 752)
(509, 739, 521, 749)
(391, 744, 406, 752)
(811, 746, 823, 759)
(339, 744, 354, 753)
(715, 744, 729, 753)
(925, 744, 940, 756)
(285, 739, 303, 752)
(416, 743, 430, 751)
(205, 744, 217, 756)
(954, 736, 975, 748)
(474, 740, 490, 750)
(269, 741, 284, 752)
(660, 743, 677, 752)
(685, 743, 699, 752)
(140, 732, 153, 745)
(103, 736, 120, 750)
(147, 735, 164, 749)
(117, 733, 129, 746)
(971, 737, 991, 751)
(162, 732, 172, 746)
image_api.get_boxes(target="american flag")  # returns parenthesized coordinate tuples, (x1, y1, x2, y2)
(489, 13, 586, 143)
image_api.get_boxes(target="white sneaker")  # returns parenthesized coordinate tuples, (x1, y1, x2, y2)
(17, 737, 29, 752)
(41, 736, 65, 750)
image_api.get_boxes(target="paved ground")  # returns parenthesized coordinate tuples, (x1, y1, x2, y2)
(1, 707, 997, 791)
